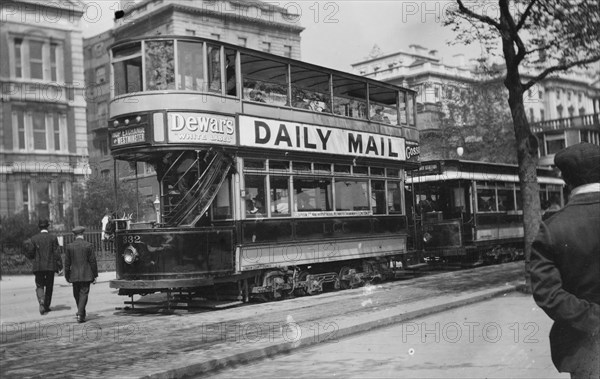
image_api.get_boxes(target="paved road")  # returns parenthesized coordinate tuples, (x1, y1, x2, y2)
(0, 272, 121, 325)
(206, 292, 566, 378)
(1, 262, 527, 378)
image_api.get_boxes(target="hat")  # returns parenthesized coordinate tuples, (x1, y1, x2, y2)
(72, 226, 86, 234)
(38, 219, 49, 228)
(554, 142, 600, 187)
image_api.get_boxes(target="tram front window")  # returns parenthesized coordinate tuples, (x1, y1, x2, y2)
(113, 42, 142, 95)
(145, 40, 175, 91)
(178, 41, 204, 91)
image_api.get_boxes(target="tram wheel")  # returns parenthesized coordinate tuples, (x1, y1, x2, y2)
(296, 271, 321, 296)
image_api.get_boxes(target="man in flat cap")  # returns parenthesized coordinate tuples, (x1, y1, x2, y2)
(65, 226, 98, 323)
(530, 142, 600, 378)
(24, 219, 61, 315)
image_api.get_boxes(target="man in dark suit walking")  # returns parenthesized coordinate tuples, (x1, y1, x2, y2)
(25, 219, 61, 315)
(65, 226, 98, 323)
(530, 142, 600, 378)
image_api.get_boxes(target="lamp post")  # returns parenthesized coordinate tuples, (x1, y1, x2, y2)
(153, 195, 161, 224)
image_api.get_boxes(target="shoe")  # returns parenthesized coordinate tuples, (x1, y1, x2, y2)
(77, 316, 85, 323)
(44, 307, 51, 313)
(39, 304, 46, 315)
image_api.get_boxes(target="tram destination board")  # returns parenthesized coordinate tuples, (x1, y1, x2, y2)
(111, 126, 147, 147)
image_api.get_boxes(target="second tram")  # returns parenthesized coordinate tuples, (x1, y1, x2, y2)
(407, 160, 564, 264)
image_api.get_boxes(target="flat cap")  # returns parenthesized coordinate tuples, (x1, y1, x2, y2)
(38, 219, 49, 228)
(72, 226, 86, 234)
(554, 142, 600, 187)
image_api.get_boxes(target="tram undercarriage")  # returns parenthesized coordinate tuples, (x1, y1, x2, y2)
(114, 255, 416, 311)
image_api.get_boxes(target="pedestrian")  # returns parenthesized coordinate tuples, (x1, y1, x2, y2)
(65, 226, 98, 323)
(530, 142, 600, 378)
(101, 209, 110, 251)
(24, 219, 61, 315)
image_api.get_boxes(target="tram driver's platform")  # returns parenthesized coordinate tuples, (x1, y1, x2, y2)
(1, 262, 526, 378)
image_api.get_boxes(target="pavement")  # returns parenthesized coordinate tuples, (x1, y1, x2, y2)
(0, 262, 543, 378)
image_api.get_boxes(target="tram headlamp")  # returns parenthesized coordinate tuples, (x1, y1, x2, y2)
(123, 246, 139, 264)
(423, 232, 433, 244)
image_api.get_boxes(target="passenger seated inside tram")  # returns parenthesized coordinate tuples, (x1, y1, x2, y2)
(249, 85, 266, 102)
(293, 93, 310, 109)
(418, 195, 436, 213)
(371, 107, 390, 123)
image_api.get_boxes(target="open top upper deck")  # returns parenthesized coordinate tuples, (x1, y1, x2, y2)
(108, 35, 419, 165)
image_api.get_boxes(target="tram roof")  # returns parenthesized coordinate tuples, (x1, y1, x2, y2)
(110, 35, 416, 96)
(411, 159, 561, 180)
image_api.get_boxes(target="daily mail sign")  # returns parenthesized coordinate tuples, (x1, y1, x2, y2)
(239, 116, 407, 161)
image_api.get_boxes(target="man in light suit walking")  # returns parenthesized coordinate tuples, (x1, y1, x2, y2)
(65, 226, 98, 323)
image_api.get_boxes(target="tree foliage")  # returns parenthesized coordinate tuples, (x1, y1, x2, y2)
(420, 79, 516, 163)
(69, 176, 141, 227)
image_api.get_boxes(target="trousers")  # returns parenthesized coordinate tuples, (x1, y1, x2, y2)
(34, 271, 54, 309)
(72, 281, 91, 317)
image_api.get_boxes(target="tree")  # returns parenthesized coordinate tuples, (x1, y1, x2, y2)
(420, 78, 517, 163)
(69, 176, 140, 227)
(445, 0, 600, 288)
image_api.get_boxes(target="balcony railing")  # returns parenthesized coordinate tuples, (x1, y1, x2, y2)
(531, 113, 599, 133)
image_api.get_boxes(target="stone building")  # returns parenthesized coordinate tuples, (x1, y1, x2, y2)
(0, 0, 88, 226)
(352, 45, 600, 164)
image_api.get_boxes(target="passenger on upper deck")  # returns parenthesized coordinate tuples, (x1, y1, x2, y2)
(371, 107, 391, 124)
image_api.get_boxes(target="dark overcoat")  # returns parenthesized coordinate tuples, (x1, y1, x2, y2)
(28, 232, 60, 272)
(65, 238, 98, 282)
(530, 191, 600, 374)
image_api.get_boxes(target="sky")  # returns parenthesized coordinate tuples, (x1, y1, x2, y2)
(81, 0, 486, 72)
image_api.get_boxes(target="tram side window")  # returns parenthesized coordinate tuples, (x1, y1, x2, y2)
(369, 85, 398, 125)
(178, 41, 204, 91)
(145, 40, 175, 91)
(332, 76, 367, 120)
(407, 93, 416, 126)
(399, 91, 407, 125)
(212, 178, 232, 220)
(270, 176, 290, 216)
(294, 178, 332, 212)
(207, 45, 221, 93)
(497, 187, 516, 211)
(241, 53, 288, 105)
(371, 180, 387, 214)
(387, 181, 403, 214)
(291, 66, 331, 113)
(245, 175, 266, 217)
(477, 188, 497, 212)
(113, 42, 142, 95)
(225, 48, 237, 96)
(335, 179, 369, 211)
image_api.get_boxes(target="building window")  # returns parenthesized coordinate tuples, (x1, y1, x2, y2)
(284, 45, 292, 58)
(567, 91, 572, 101)
(211, 33, 221, 40)
(568, 106, 575, 118)
(578, 92, 583, 103)
(579, 107, 586, 116)
(262, 41, 271, 53)
(33, 111, 47, 150)
(540, 109, 545, 121)
(538, 90, 543, 100)
(556, 104, 563, 118)
(238, 37, 247, 47)
(95, 66, 106, 84)
(185, 29, 196, 36)
(556, 90, 561, 100)
(22, 181, 30, 216)
(11, 37, 63, 81)
(546, 134, 566, 155)
(529, 108, 534, 122)
(12, 109, 66, 152)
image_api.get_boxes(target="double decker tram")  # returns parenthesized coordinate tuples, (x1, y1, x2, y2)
(107, 36, 420, 303)
(406, 160, 565, 265)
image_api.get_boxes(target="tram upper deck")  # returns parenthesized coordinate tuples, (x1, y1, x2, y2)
(108, 35, 419, 164)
